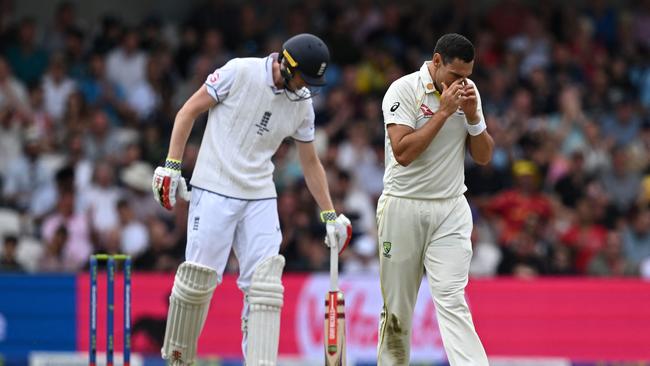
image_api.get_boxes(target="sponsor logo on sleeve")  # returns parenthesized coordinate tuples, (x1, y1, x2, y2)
(419, 104, 434, 117)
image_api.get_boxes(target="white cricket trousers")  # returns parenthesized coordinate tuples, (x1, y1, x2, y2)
(185, 187, 283, 356)
(376, 194, 488, 366)
(185, 187, 282, 289)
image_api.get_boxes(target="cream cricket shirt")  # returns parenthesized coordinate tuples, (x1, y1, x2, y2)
(190, 54, 315, 199)
(381, 61, 485, 200)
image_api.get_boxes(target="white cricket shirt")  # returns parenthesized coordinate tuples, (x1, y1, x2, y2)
(190, 54, 315, 199)
(381, 61, 485, 199)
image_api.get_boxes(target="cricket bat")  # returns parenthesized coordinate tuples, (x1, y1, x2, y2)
(325, 231, 346, 366)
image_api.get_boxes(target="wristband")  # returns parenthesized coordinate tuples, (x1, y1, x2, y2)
(320, 210, 336, 223)
(465, 119, 487, 136)
(164, 158, 182, 171)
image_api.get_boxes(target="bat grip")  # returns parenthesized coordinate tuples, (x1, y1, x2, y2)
(328, 231, 338, 291)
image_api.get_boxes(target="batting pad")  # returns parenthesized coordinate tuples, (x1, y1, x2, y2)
(245, 255, 285, 366)
(162, 261, 218, 365)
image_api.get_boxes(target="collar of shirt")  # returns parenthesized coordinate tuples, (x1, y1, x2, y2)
(419, 61, 440, 97)
(266, 53, 283, 94)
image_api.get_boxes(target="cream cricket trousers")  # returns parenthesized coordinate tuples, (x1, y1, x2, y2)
(376, 194, 488, 366)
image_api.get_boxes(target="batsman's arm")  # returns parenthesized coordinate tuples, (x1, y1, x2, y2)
(167, 86, 217, 160)
(296, 140, 335, 212)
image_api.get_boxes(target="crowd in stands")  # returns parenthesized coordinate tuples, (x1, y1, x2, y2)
(0, 0, 649, 278)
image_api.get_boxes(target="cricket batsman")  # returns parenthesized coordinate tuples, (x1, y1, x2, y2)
(151, 33, 352, 366)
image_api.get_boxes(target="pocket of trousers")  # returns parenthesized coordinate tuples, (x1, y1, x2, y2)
(376, 195, 392, 238)
(191, 187, 205, 207)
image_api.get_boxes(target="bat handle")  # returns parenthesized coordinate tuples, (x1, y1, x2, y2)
(328, 231, 338, 291)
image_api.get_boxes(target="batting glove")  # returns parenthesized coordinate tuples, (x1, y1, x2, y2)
(152, 158, 191, 210)
(321, 210, 352, 254)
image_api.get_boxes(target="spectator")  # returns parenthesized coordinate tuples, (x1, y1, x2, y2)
(545, 85, 588, 155)
(37, 225, 68, 272)
(63, 27, 87, 80)
(0, 235, 23, 272)
(0, 55, 30, 114)
(127, 57, 163, 121)
(600, 97, 642, 147)
(82, 108, 123, 162)
(554, 150, 591, 208)
(497, 228, 547, 278)
(44, 1, 78, 54)
(79, 161, 121, 239)
(4, 17, 48, 87)
(622, 204, 650, 266)
(343, 234, 379, 274)
(2, 131, 56, 214)
(338, 170, 375, 236)
(469, 219, 502, 278)
(547, 244, 578, 275)
(120, 161, 167, 222)
(587, 230, 637, 276)
(106, 28, 147, 94)
(41, 189, 92, 271)
(134, 217, 178, 271)
(116, 198, 149, 258)
(79, 52, 131, 124)
(487, 160, 553, 245)
(42, 53, 76, 122)
(600, 146, 642, 214)
(558, 197, 608, 273)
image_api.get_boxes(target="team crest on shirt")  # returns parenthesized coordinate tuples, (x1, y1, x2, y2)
(420, 104, 434, 117)
(255, 111, 272, 136)
(382, 241, 392, 258)
(208, 72, 219, 84)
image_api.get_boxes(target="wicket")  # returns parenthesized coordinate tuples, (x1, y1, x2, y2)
(90, 254, 132, 366)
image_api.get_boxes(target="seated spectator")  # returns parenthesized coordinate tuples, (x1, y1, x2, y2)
(600, 146, 642, 214)
(134, 218, 179, 271)
(0, 55, 30, 115)
(0, 235, 24, 272)
(117, 199, 149, 257)
(2, 130, 56, 216)
(120, 161, 169, 222)
(4, 17, 48, 87)
(79, 161, 122, 240)
(497, 217, 548, 278)
(587, 230, 638, 276)
(547, 244, 578, 275)
(622, 204, 650, 265)
(41, 189, 92, 271)
(38, 225, 68, 272)
(343, 234, 379, 275)
(558, 197, 608, 273)
(79, 52, 132, 124)
(487, 160, 553, 245)
(106, 28, 147, 94)
(83, 108, 123, 162)
(469, 219, 502, 278)
(42, 53, 76, 122)
(554, 150, 592, 208)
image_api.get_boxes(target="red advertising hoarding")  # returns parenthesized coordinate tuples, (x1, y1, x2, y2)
(77, 274, 650, 362)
